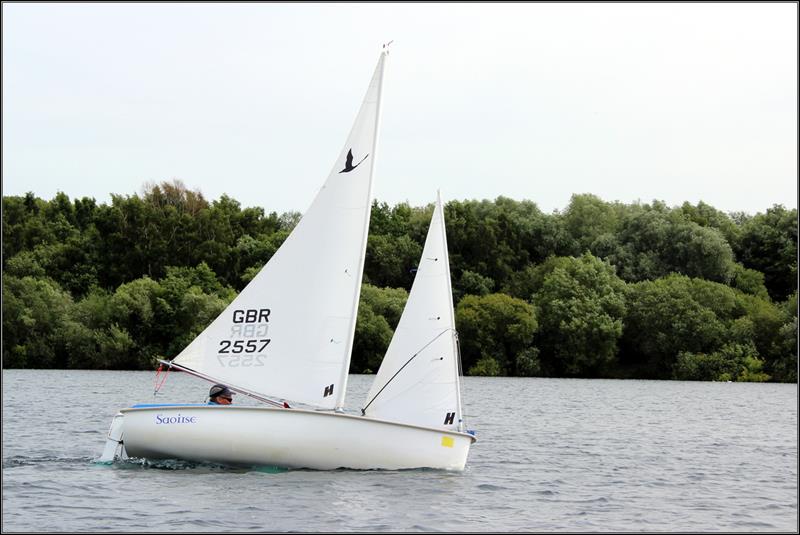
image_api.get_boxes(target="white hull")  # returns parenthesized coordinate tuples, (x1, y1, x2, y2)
(110, 405, 475, 471)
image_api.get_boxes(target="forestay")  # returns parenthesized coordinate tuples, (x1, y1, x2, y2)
(363, 192, 464, 431)
(171, 51, 388, 410)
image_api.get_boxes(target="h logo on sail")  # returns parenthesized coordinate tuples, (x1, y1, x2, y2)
(444, 412, 455, 425)
(323, 384, 335, 397)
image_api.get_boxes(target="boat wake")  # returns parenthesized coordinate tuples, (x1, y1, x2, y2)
(93, 456, 288, 473)
(3, 455, 96, 468)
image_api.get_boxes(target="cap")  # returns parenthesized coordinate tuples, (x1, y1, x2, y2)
(209, 384, 235, 399)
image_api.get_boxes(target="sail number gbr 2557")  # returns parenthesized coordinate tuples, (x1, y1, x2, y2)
(217, 308, 271, 367)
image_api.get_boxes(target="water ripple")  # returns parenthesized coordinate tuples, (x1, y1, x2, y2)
(2, 372, 796, 532)
(476, 483, 508, 491)
(4, 455, 95, 468)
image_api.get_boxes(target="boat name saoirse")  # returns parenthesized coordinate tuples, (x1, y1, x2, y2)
(155, 414, 198, 425)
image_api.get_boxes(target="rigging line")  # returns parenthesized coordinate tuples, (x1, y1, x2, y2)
(158, 359, 286, 408)
(153, 363, 171, 397)
(361, 328, 453, 415)
(454, 330, 467, 432)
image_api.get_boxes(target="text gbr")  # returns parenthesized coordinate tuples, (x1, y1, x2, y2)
(218, 308, 271, 367)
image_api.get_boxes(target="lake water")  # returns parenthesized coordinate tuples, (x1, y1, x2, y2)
(2, 369, 797, 532)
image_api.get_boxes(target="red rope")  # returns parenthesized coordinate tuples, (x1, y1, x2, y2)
(153, 364, 170, 395)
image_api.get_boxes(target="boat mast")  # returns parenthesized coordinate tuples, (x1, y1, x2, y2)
(335, 46, 389, 411)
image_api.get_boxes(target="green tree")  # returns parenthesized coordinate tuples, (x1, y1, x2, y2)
(736, 293, 786, 370)
(455, 270, 495, 301)
(4, 251, 47, 279)
(608, 201, 737, 284)
(621, 275, 728, 378)
(94, 194, 154, 288)
(359, 284, 408, 329)
(768, 292, 798, 382)
(2, 276, 74, 368)
(674, 342, 769, 382)
(60, 318, 136, 370)
(680, 200, 741, 246)
(352, 305, 393, 374)
(155, 263, 236, 357)
(351, 284, 408, 373)
(534, 253, 627, 377)
(364, 234, 422, 289)
(455, 293, 537, 376)
(3, 189, 795, 381)
(444, 197, 575, 294)
(731, 263, 770, 300)
(369, 200, 415, 237)
(502, 256, 574, 302)
(562, 193, 622, 253)
(232, 230, 289, 288)
(167, 288, 231, 361)
(468, 356, 503, 376)
(734, 205, 797, 301)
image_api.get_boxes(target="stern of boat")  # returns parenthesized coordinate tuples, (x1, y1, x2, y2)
(98, 411, 127, 462)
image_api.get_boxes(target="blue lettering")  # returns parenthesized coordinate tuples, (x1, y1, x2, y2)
(155, 413, 198, 425)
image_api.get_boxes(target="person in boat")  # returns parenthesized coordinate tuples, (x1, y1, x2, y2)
(208, 384, 235, 405)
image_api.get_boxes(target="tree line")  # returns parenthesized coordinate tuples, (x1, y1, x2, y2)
(3, 181, 797, 382)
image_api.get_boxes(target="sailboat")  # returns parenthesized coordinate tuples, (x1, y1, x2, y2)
(99, 47, 476, 471)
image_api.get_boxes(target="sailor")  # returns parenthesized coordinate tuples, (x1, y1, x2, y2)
(208, 384, 235, 405)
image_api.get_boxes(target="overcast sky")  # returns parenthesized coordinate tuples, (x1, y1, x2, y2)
(3, 2, 797, 216)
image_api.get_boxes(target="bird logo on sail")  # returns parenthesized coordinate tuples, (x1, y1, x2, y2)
(339, 149, 369, 173)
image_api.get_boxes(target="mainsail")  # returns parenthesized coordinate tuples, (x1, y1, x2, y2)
(171, 51, 388, 410)
(363, 192, 464, 431)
